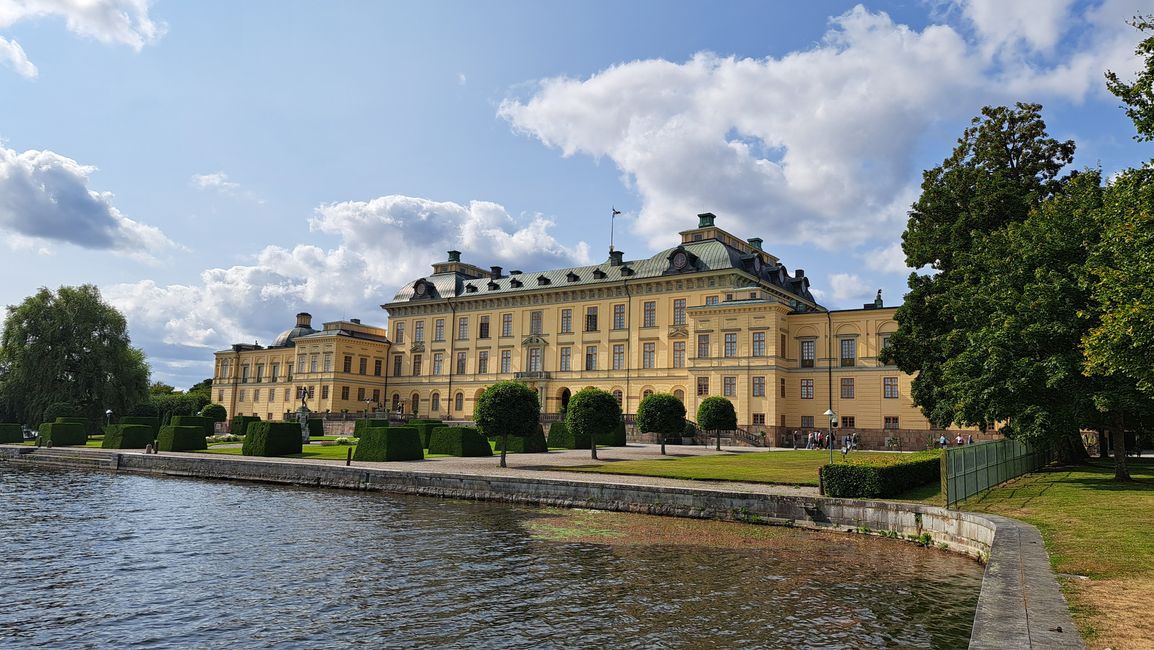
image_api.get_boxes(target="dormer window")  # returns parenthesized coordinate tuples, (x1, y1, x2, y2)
(487, 281, 499, 290)
(620, 266, 634, 276)
(510, 278, 523, 288)
(567, 272, 579, 282)
(537, 275, 551, 286)
(465, 284, 477, 293)
(593, 269, 607, 279)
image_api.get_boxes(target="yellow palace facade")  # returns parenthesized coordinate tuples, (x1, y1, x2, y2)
(215, 213, 967, 445)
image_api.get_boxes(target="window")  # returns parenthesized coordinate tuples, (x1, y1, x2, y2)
(696, 376, 710, 396)
(643, 389, 653, 399)
(432, 353, 443, 376)
(271, 363, 279, 382)
(432, 393, 441, 412)
(341, 386, 350, 400)
(414, 321, 425, 342)
(359, 357, 367, 375)
(310, 355, 318, 373)
(307, 386, 315, 398)
(841, 416, 856, 428)
(752, 332, 765, 357)
(585, 306, 598, 332)
(286, 362, 293, 381)
(801, 340, 815, 367)
(800, 378, 814, 399)
(642, 342, 655, 369)
(841, 378, 855, 399)
(528, 347, 542, 372)
(673, 341, 686, 368)
(297, 353, 306, 373)
(780, 378, 786, 398)
(478, 351, 489, 374)
(343, 355, 352, 373)
(393, 355, 402, 377)
(412, 354, 422, 376)
(500, 350, 511, 373)
(643, 301, 656, 327)
(880, 335, 893, 364)
(501, 313, 513, 337)
(724, 333, 737, 357)
(673, 298, 686, 325)
(723, 376, 736, 397)
(705, 295, 719, 306)
(840, 338, 856, 367)
(883, 377, 899, 399)
(613, 304, 625, 330)
(455, 392, 464, 412)
(585, 346, 597, 371)
(457, 317, 468, 340)
(357, 387, 366, 401)
(612, 389, 623, 405)
(394, 322, 404, 344)
(434, 319, 445, 341)
(217, 389, 224, 401)
(255, 364, 264, 382)
(253, 388, 261, 402)
(801, 415, 814, 428)
(284, 388, 291, 401)
(268, 390, 274, 403)
(752, 413, 766, 426)
(530, 310, 543, 335)
(323, 353, 333, 372)
(697, 334, 710, 358)
(239, 389, 246, 402)
(372, 389, 379, 403)
(479, 316, 490, 339)
(320, 386, 328, 399)
(884, 416, 900, 429)
(560, 309, 572, 333)
(456, 351, 467, 375)
(780, 334, 787, 357)
(612, 344, 624, 370)
(560, 347, 571, 371)
(674, 389, 685, 402)
(374, 359, 382, 376)
(241, 365, 250, 383)
(752, 376, 765, 397)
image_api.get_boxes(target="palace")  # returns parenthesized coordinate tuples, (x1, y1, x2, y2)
(214, 213, 965, 445)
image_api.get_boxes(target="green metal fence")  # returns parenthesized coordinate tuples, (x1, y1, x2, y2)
(943, 438, 1051, 507)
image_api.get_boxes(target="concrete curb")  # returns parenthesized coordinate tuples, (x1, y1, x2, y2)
(1, 445, 1083, 648)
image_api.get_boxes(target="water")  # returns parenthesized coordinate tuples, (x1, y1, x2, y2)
(0, 464, 982, 648)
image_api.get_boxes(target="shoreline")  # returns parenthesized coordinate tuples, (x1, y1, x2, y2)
(1, 444, 1082, 649)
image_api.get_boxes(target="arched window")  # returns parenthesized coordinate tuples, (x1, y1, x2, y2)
(411, 393, 420, 416)
(391, 393, 400, 410)
(431, 392, 441, 412)
(673, 389, 685, 402)
(612, 389, 623, 405)
(642, 389, 653, 399)
(455, 392, 464, 412)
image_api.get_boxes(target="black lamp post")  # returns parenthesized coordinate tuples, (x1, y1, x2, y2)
(823, 408, 837, 465)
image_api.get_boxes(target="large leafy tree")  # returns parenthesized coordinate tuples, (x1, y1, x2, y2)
(473, 381, 539, 468)
(566, 387, 621, 460)
(697, 396, 737, 451)
(636, 392, 686, 455)
(0, 285, 150, 426)
(886, 103, 1076, 429)
(1105, 15, 1154, 142)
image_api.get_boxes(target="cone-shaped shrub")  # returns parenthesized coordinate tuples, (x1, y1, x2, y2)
(353, 426, 423, 461)
(428, 426, 492, 456)
(241, 421, 302, 456)
(156, 425, 207, 452)
(493, 423, 547, 453)
(39, 421, 86, 446)
(101, 424, 154, 449)
(0, 423, 23, 443)
(545, 421, 588, 449)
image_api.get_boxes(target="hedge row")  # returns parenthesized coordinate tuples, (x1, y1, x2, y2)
(119, 416, 160, 436)
(308, 418, 324, 438)
(170, 415, 213, 436)
(0, 423, 23, 444)
(353, 426, 423, 461)
(39, 421, 86, 446)
(242, 421, 301, 457)
(101, 424, 154, 449)
(409, 421, 443, 448)
(157, 425, 207, 452)
(546, 421, 587, 449)
(820, 451, 942, 499)
(597, 421, 628, 447)
(428, 426, 492, 457)
(231, 415, 261, 437)
(492, 424, 548, 453)
(353, 419, 390, 437)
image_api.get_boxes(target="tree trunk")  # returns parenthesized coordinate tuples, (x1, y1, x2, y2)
(1111, 415, 1131, 482)
(715, 430, 721, 451)
(1052, 429, 1088, 465)
(660, 431, 666, 455)
(500, 433, 508, 468)
(591, 429, 598, 460)
(1097, 431, 1109, 459)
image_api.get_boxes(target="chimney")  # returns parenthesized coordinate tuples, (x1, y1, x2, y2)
(874, 289, 883, 308)
(747, 237, 763, 251)
(510, 270, 522, 275)
(609, 250, 624, 266)
(490, 266, 503, 279)
(295, 312, 312, 328)
(793, 269, 805, 279)
(697, 212, 717, 228)
(447, 250, 461, 263)
(350, 318, 361, 324)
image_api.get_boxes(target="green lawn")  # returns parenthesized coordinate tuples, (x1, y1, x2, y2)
(563, 449, 907, 486)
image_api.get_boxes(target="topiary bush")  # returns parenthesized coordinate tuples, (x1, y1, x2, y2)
(546, 420, 588, 449)
(493, 423, 548, 453)
(697, 396, 737, 431)
(410, 422, 443, 448)
(39, 421, 86, 446)
(101, 424, 154, 449)
(428, 426, 492, 457)
(241, 421, 302, 457)
(566, 387, 621, 459)
(595, 420, 627, 447)
(636, 392, 686, 453)
(119, 416, 160, 437)
(354, 418, 390, 437)
(170, 415, 214, 436)
(199, 403, 228, 422)
(43, 402, 80, 423)
(156, 425, 208, 452)
(231, 415, 260, 437)
(353, 426, 424, 461)
(308, 418, 324, 438)
(820, 451, 942, 499)
(0, 423, 23, 443)
(474, 381, 540, 467)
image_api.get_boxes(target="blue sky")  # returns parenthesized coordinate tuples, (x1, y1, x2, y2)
(1, 0, 1151, 389)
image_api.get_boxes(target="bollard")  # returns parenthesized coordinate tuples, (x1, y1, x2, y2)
(346, 446, 352, 466)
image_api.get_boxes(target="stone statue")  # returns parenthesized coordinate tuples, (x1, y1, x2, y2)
(297, 395, 311, 444)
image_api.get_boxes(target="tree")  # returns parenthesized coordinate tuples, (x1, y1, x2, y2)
(636, 392, 685, 455)
(565, 387, 621, 460)
(697, 396, 736, 451)
(886, 103, 1076, 429)
(1106, 16, 1154, 142)
(200, 403, 228, 423)
(149, 382, 177, 395)
(473, 381, 539, 468)
(0, 285, 150, 426)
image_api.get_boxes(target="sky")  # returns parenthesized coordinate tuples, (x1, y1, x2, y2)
(1, 0, 1152, 390)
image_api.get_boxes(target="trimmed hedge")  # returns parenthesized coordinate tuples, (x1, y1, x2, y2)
(428, 426, 492, 457)
(353, 426, 424, 461)
(157, 425, 208, 452)
(119, 416, 160, 436)
(231, 415, 260, 437)
(55, 416, 92, 436)
(0, 423, 23, 443)
(596, 420, 627, 447)
(546, 421, 588, 449)
(242, 421, 302, 457)
(409, 422, 444, 448)
(493, 424, 548, 453)
(171, 415, 214, 436)
(354, 419, 391, 437)
(820, 451, 942, 499)
(308, 418, 324, 438)
(101, 424, 154, 449)
(39, 421, 86, 446)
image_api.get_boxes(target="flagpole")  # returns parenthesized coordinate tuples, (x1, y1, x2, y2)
(610, 207, 621, 253)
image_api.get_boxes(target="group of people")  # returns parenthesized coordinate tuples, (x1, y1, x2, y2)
(793, 430, 858, 451)
(939, 434, 976, 448)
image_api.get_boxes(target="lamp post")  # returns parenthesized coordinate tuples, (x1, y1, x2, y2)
(363, 399, 373, 417)
(105, 409, 113, 427)
(823, 408, 837, 465)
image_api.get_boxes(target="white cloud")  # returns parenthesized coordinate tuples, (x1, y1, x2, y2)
(862, 241, 910, 275)
(0, 145, 176, 258)
(457, 72, 467, 85)
(190, 171, 240, 193)
(829, 272, 871, 303)
(0, 35, 36, 77)
(0, 0, 164, 77)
